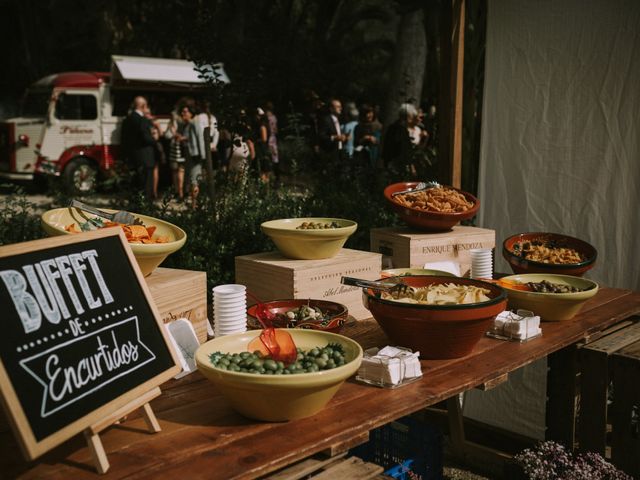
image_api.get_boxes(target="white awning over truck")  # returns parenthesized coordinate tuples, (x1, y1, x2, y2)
(110, 55, 230, 87)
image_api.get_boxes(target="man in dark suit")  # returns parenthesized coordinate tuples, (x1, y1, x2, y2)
(317, 98, 348, 160)
(120, 96, 156, 199)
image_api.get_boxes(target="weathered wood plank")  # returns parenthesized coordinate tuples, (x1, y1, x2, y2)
(546, 346, 579, 447)
(611, 343, 640, 477)
(263, 453, 347, 480)
(578, 345, 610, 455)
(475, 373, 508, 391)
(311, 457, 383, 480)
(321, 431, 370, 457)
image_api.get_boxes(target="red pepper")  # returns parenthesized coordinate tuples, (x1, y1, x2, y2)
(248, 298, 297, 365)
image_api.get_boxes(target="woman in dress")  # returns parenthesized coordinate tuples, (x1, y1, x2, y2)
(354, 104, 382, 169)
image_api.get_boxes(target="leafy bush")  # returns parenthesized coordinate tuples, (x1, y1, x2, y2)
(122, 163, 402, 295)
(0, 186, 43, 246)
(0, 150, 409, 305)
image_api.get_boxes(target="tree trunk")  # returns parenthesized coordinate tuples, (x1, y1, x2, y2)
(383, 8, 427, 126)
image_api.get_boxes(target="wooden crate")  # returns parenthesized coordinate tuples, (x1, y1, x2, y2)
(611, 339, 640, 477)
(578, 320, 640, 456)
(146, 267, 208, 344)
(235, 249, 382, 320)
(370, 226, 495, 276)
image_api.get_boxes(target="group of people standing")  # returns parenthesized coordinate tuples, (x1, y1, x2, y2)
(306, 95, 433, 174)
(225, 104, 280, 184)
(120, 96, 281, 206)
(120, 93, 433, 202)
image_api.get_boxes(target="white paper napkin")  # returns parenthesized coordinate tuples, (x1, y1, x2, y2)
(491, 311, 541, 340)
(165, 318, 201, 379)
(357, 346, 422, 386)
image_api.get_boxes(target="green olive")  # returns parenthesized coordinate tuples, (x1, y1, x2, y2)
(208, 343, 347, 375)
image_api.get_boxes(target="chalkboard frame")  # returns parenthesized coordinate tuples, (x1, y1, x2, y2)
(0, 228, 181, 460)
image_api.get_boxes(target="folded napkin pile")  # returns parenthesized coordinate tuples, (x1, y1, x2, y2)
(357, 346, 422, 387)
(491, 310, 541, 340)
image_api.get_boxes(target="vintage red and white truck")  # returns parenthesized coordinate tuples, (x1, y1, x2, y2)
(0, 55, 228, 193)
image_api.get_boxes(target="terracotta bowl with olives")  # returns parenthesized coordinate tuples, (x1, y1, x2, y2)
(261, 217, 357, 260)
(502, 232, 597, 276)
(247, 299, 348, 334)
(499, 273, 598, 321)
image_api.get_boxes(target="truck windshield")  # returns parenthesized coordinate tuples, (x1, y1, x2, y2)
(21, 89, 52, 117)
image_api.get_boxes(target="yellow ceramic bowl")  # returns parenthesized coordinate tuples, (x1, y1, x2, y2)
(500, 273, 598, 321)
(41, 207, 186, 277)
(195, 329, 363, 421)
(260, 218, 357, 260)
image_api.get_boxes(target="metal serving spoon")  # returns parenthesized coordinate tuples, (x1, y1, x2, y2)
(69, 199, 143, 226)
(391, 180, 441, 197)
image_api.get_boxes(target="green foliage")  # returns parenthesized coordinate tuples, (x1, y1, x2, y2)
(0, 186, 44, 246)
(116, 177, 306, 294)
(301, 156, 401, 249)
(0, 162, 409, 306)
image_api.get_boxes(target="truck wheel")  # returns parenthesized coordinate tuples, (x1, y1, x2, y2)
(64, 157, 98, 195)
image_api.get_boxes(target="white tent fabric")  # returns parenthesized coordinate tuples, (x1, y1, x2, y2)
(464, 0, 640, 439)
(111, 55, 230, 85)
(478, 0, 640, 290)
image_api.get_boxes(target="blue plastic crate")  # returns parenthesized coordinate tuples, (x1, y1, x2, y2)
(351, 414, 443, 480)
(385, 459, 418, 479)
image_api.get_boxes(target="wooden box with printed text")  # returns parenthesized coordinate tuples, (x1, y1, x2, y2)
(370, 226, 496, 277)
(235, 249, 382, 320)
(145, 267, 208, 343)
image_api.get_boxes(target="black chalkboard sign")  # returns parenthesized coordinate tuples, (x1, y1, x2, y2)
(0, 228, 180, 460)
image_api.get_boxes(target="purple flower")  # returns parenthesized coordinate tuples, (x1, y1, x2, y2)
(514, 441, 632, 480)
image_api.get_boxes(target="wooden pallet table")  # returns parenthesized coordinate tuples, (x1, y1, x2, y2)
(1, 287, 639, 479)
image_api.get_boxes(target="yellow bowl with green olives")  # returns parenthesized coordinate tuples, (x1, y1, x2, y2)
(195, 329, 363, 421)
(260, 217, 357, 259)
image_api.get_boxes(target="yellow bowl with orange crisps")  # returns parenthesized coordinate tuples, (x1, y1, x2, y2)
(41, 207, 186, 277)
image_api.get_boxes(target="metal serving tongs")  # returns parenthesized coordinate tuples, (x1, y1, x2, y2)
(341, 276, 416, 298)
(69, 199, 143, 226)
(391, 180, 441, 197)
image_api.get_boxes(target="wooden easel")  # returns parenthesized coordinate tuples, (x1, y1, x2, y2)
(83, 387, 162, 474)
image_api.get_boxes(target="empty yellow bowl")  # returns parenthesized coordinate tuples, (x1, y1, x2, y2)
(500, 273, 598, 321)
(41, 207, 186, 277)
(260, 218, 357, 260)
(195, 329, 363, 421)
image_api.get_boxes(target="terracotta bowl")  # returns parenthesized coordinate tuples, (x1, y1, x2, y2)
(260, 217, 357, 260)
(247, 299, 348, 334)
(384, 182, 480, 232)
(41, 207, 186, 277)
(195, 329, 363, 421)
(362, 276, 507, 359)
(500, 273, 598, 321)
(502, 232, 597, 276)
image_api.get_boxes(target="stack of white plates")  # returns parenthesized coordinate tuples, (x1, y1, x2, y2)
(470, 248, 493, 279)
(212, 284, 247, 336)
